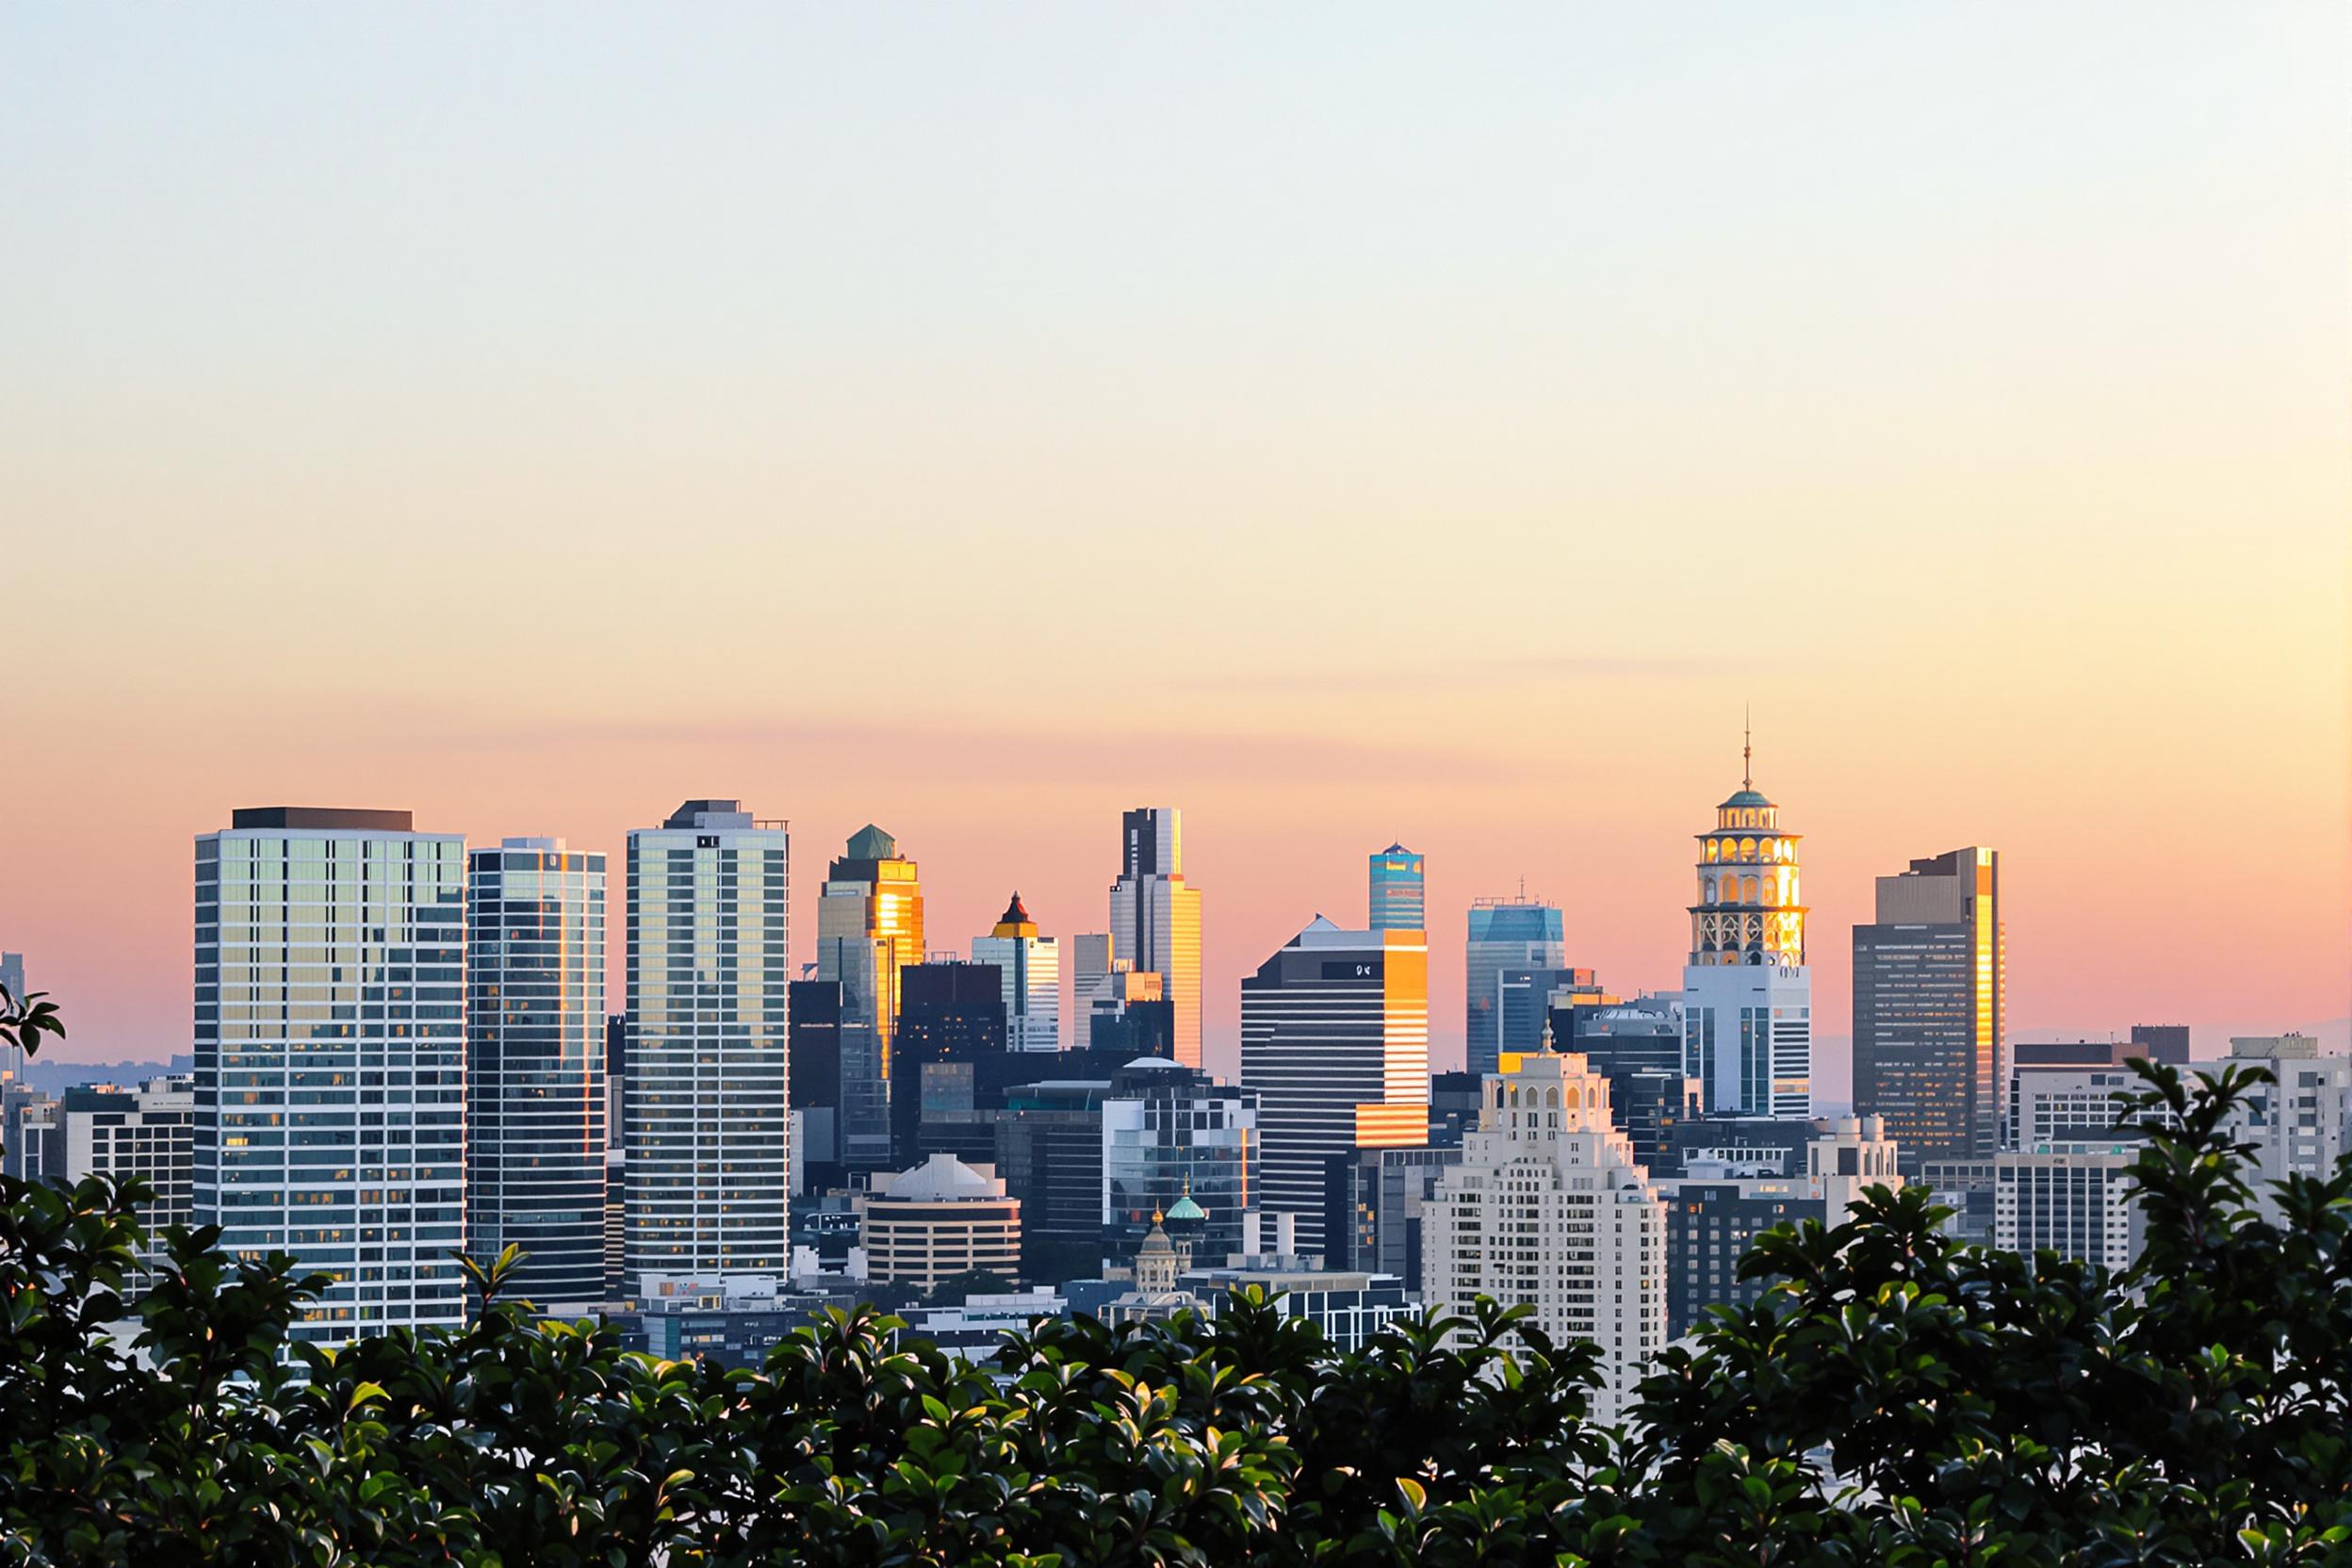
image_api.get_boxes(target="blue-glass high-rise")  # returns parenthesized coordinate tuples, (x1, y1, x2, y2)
(466, 837, 608, 1307)
(1463, 898, 1566, 1076)
(1368, 843, 1425, 933)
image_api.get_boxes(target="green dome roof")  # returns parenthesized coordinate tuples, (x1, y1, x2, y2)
(1165, 1194, 1205, 1222)
(1720, 787, 1772, 808)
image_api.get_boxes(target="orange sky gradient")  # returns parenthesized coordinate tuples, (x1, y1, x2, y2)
(2, 6, 2346, 1094)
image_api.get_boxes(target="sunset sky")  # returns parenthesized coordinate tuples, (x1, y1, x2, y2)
(4, 5, 2345, 1091)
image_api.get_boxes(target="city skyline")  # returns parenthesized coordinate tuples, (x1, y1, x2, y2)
(2, 6, 2344, 1086)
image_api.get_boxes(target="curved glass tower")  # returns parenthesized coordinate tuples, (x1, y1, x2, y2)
(466, 837, 608, 1307)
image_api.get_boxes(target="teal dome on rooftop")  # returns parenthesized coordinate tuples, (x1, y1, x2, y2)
(1720, 787, 1772, 809)
(1165, 1193, 1205, 1223)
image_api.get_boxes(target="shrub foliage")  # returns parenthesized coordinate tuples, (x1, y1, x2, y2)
(2, 988, 2347, 1565)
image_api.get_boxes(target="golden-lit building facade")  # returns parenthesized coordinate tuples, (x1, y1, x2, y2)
(1853, 847, 2004, 1161)
(818, 825, 924, 1172)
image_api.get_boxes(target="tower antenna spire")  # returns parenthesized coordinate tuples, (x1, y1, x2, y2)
(1742, 703, 1753, 788)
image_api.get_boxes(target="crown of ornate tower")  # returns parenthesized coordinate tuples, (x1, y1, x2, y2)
(1686, 715, 1807, 969)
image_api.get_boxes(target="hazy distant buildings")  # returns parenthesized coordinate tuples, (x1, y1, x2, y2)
(1853, 848, 2004, 1162)
(466, 838, 608, 1308)
(0, 953, 24, 1084)
(624, 800, 790, 1291)
(2130, 1024, 2192, 1064)
(1680, 745, 1811, 1118)
(1107, 808, 1203, 1070)
(1423, 1049, 1667, 1423)
(195, 807, 467, 1340)
(1464, 898, 1566, 1076)
(972, 892, 1061, 1053)
(1368, 843, 1425, 932)
(1240, 919, 1429, 1259)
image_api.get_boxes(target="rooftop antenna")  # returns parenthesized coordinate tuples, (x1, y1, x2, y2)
(1742, 703, 1753, 789)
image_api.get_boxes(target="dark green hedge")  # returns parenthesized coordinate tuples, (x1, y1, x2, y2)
(3, 988, 2348, 1566)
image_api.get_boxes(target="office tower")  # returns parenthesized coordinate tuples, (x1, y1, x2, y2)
(1368, 843, 1425, 933)
(1428, 1070, 1486, 1148)
(1102, 1056, 1259, 1264)
(1107, 808, 1203, 1070)
(817, 825, 923, 1169)
(856, 1154, 1022, 1291)
(972, 892, 1062, 1053)
(1423, 1050, 1667, 1422)
(1556, 996, 1695, 1167)
(786, 979, 847, 1192)
(603, 1013, 627, 1300)
(54, 1076, 194, 1274)
(1240, 918, 1429, 1260)
(1, 1085, 57, 1180)
(1465, 898, 1566, 1075)
(1995, 1146, 2144, 1269)
(1085, 967, 1172, 1054)
(1852, 847, 2004, 1162)
(0, 953, 24, 1084)
(465, 837, 607, 1309)
(2129, 1024, 2192, 1065)
(1680, 738, 1811, 1117)
(890, 959, 1007, 1167)
(1325, 1144, 1460, 1282)
(978, 1078, 1113, 1280)
(1656, 1115, 1899, 1337)
(1070, 932, 1115, 1012)
(194, 807, 467, 1341)
(1498, 967, 1609, 1057)
(2213, 1035, 2351, 1216)
(624, 800, 790, 1292)
(2008, 1041, 2169, 1148)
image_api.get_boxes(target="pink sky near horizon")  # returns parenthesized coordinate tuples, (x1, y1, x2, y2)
(2, 5, 2346, 1088)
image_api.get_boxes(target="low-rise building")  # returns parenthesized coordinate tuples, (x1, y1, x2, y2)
(857, 1154, 1023, 1293)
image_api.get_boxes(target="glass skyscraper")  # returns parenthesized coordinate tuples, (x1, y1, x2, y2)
(193, 807, 466, 1342)
(624, 800, 790, 1290)
(1853, 847, 2003, 1161)
(1368, 843, 1425, 933)
(1108, 808, 1203, 1070)
(1463, 898, 1565, 1076)
(817, 824, 923, 1171)
(466, 837, 607, 1307)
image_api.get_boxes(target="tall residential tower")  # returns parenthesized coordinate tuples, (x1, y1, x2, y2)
(194, 807, 467, 1341)
(624, 800, 790, 1291)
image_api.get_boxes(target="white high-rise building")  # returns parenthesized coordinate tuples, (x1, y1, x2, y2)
(972, 892, 1062, 1052)
(2212, 1035, 2351, 1217)
(194, 807, 467, 1342)
(1108, 808, 1203, 1070)
(466, 837, 608, 1309)
(1995, 1144, 2143, 1270)
(625, 800, 790, 1292)
(1680, 730, 1811, 1117)
(1423, 1049, 1668, 1424)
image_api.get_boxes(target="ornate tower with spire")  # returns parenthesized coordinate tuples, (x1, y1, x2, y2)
(1687, 720, 1807, 968)
(1679, 723, 1813, 1118)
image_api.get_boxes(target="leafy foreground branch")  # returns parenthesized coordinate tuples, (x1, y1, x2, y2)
(3, 989, 2350, 1565)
